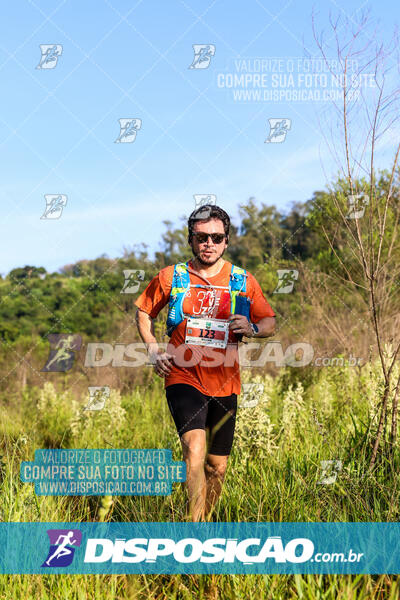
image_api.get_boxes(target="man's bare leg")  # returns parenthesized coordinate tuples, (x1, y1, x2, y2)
(204, 454, 228, 519)
(180, 429, 207, 522)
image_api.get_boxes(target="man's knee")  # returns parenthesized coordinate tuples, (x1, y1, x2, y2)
(181, 430, 206, 464)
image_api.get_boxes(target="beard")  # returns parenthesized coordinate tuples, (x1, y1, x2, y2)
(192, 245, 225, 266)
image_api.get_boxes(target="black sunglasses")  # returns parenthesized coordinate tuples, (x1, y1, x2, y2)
(192, 232, 226, 244)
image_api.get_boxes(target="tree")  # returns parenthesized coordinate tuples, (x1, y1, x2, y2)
(311, 11, 400, 468)
(8, 265, 46, 280)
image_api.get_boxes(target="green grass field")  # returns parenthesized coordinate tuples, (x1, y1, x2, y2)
(1, 360, 399, 599)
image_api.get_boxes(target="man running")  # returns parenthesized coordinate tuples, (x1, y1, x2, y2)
(135, 205, 275, 521)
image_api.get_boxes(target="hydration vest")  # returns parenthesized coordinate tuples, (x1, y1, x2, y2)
(165, 261, 251, 337)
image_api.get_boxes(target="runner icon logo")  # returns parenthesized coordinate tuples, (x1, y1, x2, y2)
(41, 529, 82, 567)
(41, 334, 82, 372)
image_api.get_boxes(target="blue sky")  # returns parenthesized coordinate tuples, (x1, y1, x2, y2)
(0, 0, 398, 274)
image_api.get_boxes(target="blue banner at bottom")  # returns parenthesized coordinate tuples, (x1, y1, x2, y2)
(0, 522, 398, 574)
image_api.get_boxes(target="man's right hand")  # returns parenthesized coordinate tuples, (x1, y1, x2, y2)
(149, 351, 174, 378)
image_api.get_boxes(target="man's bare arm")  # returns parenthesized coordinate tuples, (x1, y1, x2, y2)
(229, 315, 276, 338)
(135, 308, 173, 377)
(251, 316, 276, 338)
(135, 308, 159, 353)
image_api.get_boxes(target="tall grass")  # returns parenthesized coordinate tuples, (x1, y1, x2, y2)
(1, 361, 400, 599)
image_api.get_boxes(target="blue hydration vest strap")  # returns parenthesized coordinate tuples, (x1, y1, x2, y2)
(165, 262, 251, 337)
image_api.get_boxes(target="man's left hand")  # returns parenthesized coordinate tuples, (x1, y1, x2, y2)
(228, 314, 253, 337)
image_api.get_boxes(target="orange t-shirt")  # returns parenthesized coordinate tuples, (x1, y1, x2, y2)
(134, 259, 275, 397)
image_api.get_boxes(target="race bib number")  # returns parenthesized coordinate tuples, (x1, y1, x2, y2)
(185, 317, 229, 349)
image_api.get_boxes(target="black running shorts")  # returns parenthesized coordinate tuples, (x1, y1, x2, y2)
(165, 383, 237, 456)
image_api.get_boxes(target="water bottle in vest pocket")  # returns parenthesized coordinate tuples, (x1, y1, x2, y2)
(234, 294, 251, 320)
(232, 294, 251, 342)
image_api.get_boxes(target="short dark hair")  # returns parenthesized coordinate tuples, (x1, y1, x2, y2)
(188, 204, 230, 243)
